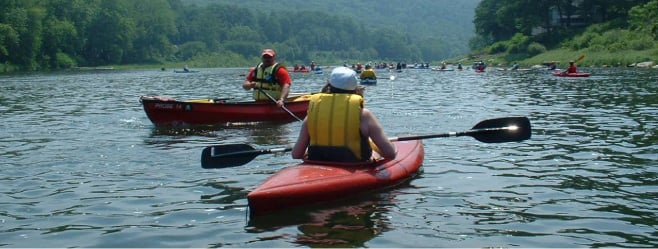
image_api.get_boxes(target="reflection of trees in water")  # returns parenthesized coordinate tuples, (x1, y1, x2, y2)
(149, 126, 220, 137)
(247, 190, 403, 248)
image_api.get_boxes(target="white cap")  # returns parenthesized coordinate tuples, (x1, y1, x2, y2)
(329, 67, 358, 91)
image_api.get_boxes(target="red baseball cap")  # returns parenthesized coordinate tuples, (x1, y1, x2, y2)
(261, 49, 276, 57)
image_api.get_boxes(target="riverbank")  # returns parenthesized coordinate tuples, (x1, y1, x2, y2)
(2, 47, 656, 74)
(454, 48, 658, 69)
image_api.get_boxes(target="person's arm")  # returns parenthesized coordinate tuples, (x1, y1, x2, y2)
(277, 84, 290, 107)
(275, 67, 292, 107)
(362, 109, 396, 159)
(243, 68, 257, 90)
(292, 119, 310, 159)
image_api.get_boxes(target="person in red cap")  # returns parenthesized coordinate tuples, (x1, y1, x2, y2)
(243, 48, 292, 107)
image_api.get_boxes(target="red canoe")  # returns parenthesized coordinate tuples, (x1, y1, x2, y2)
(552, 71, 591, 77)
(247, 140, 424, 216)
(140, 95, 310, 126)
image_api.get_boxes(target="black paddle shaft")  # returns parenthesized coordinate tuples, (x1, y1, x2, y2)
(201, 144, 292, 168)
(392, 116, 531, 143)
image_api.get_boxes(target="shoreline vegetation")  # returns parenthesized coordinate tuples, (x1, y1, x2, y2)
(457, 48, 658, 70)
(3, 47, 656, 74)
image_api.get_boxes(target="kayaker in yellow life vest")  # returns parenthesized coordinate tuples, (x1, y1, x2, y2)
(359, 65, 377, 80)
(292, 67, 396, 162)
(243, 48, 292, 108)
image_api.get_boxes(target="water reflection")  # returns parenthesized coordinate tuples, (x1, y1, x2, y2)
(144, 122, 295, 146)
(246, 189, 401, 248)
(200, 180, 249, 210)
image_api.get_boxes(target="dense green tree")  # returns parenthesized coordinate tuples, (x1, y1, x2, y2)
(472, 0, 653, 51)
(84, 0, 135, 65)
(629, 0, 658, 39)
(42, 18, 78, 68)
(127, 0, 177, 63)
(0, 24, 19, 61)
(6, 6, 46, 70)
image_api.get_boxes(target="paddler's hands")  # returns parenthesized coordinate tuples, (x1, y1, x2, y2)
(243, 81, 257, 90)
(276, 99, 284, 108)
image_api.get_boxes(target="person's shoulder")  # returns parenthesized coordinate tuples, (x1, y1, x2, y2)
(275, 63, 289, 72)
(361, 107, 374, 117)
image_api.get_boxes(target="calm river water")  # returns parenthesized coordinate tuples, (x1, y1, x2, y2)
(1, 67, 656, 247)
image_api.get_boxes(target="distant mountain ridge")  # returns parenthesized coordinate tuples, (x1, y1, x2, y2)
(185, 0, 481, 57)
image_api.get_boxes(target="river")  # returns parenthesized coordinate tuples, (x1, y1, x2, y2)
(1, 67, 656, 247)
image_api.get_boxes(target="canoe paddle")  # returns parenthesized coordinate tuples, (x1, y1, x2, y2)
(256, 87, 303, 122)
(201, 116, 531, 169)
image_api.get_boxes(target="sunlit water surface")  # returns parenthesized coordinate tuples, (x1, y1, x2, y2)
(1, 67, 656, 247)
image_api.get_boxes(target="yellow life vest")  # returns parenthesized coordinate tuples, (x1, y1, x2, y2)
(360, 69, 376, 79)
(253, 62, 283, 100)
(306, 93, 372, 162)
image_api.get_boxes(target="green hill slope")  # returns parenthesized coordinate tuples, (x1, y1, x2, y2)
(185, 0, 481, 57)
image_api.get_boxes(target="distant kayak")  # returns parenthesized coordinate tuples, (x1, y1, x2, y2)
(496, 68, 531, 71)
(432, 68, 454, 71)
(174, 70, 199, 73)
(360, 78, 377, 85)
(552, 71, 591, 77)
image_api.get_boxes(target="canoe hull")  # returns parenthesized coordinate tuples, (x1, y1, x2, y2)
(140, 95, 309, 126)
(247, 140, 424, 216)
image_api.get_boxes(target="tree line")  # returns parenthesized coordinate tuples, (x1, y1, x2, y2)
(470, 0, 658, 58)
(0, 0, 447, 71)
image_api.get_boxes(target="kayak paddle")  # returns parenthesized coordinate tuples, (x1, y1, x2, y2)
(201, 116, 531, 169)
(390, 116, 530, 143)
(201, 144, 292, 169)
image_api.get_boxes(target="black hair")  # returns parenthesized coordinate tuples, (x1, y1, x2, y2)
(329, 85, 357, 94)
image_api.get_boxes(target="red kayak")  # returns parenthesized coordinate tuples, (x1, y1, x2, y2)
(552, 71, 591, 77)
(140, 95, 310, 126)
(247, 140, 424, 216)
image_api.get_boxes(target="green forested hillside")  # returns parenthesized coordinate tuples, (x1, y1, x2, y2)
(0, 0, 480, 72)
(187, 0, 480, 56)
(469, 0, 658, 66)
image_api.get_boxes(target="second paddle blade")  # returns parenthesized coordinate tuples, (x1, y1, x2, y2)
(201, 144, 259, 169)
(471, 116, 531, 143)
